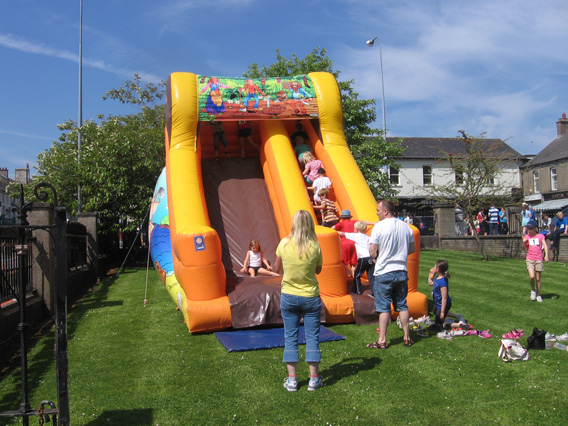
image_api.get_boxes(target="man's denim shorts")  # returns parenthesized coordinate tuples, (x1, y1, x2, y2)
(373, 270, 409, 313)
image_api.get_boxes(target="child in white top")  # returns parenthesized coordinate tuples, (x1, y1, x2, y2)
(336, 221, 375, 295)
(240, 240, 280, 277)
(308, 168, 332, 204)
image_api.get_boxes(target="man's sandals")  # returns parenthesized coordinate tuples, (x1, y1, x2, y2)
(367, 338, 415, 349)
(366, 341, 389, 349)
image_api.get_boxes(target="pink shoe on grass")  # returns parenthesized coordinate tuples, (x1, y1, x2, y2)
(479, 329, 492, 339)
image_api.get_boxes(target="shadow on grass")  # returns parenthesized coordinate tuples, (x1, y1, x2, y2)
(542, 293, 560, 300)
(82, 408, 153, 425)
(0, 273, 122, 413)
(319, 356, 381, 387)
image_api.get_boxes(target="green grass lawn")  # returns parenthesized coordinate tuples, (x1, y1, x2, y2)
(1, 250, 567, 425)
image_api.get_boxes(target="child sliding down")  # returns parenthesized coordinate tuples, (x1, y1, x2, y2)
(240, 240, 280, 277)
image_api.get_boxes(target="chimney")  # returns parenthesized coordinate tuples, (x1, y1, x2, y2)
(0, 167, 8, 180)
(15, 164, 30, 185)
(558, 112, 568, 136)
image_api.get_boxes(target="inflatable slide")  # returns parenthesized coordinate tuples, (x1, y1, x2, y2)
(149, 71, 427, 333)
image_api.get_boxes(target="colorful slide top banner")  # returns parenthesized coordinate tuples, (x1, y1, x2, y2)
(197, 75, 318, 121)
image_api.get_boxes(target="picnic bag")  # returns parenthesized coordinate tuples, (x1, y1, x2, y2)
(527, 327, 547, 350)
(499, 339, 529, 362)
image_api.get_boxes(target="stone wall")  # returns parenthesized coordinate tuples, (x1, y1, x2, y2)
(419, 233, 567, 262)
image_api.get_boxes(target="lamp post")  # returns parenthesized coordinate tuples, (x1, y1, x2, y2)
(77, 0, 83, 213)
(366, 36, 387, 137)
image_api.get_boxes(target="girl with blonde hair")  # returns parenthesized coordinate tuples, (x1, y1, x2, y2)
(274, 210, 324, 392)
(302, 151, 323, 184)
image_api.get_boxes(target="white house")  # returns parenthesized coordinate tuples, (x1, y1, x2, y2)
(384, 136, 527, 216)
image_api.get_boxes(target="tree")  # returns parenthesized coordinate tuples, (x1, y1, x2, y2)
(20, 75, 166, 237)
(425, 131, 520, 260)
(244, 47, 403, 199)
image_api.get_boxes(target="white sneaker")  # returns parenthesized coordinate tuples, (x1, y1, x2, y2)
(437, 331, 454, 340)
(545, 332, 557, 341)
(308, 376, 324, 391)
(450, 330, 466, 337)
(556, 333, 568, 342)
(536, 296, 543, 303)
(283, 378, 297, 392)
(530, 291, 536, 301)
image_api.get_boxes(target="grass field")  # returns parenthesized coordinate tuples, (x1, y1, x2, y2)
(1, 249, 567, 425)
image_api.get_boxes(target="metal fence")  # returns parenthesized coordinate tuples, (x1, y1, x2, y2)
(0, 224, 87, 304)
(0, 229, 32, 304)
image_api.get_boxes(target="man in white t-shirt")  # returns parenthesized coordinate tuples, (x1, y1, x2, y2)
(368, 199, 415, 349)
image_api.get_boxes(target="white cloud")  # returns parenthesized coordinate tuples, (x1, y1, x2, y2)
(0, 33, 162, 84)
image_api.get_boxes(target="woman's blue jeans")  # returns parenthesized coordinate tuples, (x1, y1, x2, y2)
(280, 293, 322, 363)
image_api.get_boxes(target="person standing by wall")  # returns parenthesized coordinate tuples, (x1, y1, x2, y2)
(367, 199, 416, 349)
(499, 207, 508, 235)
(274, 210, 324, 392)
(549, 211, 568, 253)
(488, 203, 500, 235)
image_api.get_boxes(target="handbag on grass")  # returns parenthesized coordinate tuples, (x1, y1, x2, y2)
(527, 327, 547, 350)
(499, 339, 530, 362)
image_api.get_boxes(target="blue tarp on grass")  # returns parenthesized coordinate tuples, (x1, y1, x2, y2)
(215, 326, 346, 352)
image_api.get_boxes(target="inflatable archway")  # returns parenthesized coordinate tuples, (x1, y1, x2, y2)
(149, 72, 427, 333)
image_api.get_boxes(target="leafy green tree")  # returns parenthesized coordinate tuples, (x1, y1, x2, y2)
(244, 47, 403, 199)
(23, 75, 166, 236)
(425, 131, 520, 260)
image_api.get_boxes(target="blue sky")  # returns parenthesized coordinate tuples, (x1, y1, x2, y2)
(1, 0, 567, 177)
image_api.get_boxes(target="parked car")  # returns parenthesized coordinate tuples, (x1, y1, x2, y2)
(413, 216, 435, 235)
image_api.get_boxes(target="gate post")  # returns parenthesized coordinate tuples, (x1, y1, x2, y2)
(54, 206, 70, 425)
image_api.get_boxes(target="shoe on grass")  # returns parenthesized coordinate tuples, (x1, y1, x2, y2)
(545, 332, 557, 341)
(536, 296, 543, 303)
(556, 333, 568, 342)
(283, 378, 297, 392)
(437, 331, 453, 340)
(530, 291, 536, 301)
(502, 331, 521, 339)
(308, 376, 324, 391)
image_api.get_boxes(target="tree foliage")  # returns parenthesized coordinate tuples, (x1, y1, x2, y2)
(425, 131, 519, 260)
(24, 75, 166, 234)
(244, 47, 403, 199)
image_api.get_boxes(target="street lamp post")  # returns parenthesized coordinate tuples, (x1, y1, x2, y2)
(366, 36, 387, 137)
(77, 0, 83, 213)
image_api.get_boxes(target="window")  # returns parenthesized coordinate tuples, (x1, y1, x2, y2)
(487, 176, 496, 186)
(389, 166, 399, 185)
(455, 170, 464, 185)
(423, 165, 432, 186)
(533, 170, 540, 193)
(551, 167, 557, 191)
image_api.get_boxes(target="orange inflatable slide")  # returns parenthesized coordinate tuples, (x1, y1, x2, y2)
(153, 71, 427, 333)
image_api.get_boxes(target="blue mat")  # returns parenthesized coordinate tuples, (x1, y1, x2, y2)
(215, 326, 346, 352)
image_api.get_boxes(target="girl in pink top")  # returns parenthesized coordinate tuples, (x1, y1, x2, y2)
(302, 152, 323, 184)
(522, 220, 549, 302)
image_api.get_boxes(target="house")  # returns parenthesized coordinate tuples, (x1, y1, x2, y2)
(0, 165, 30, 225)
(383, 136, 527, 229)
(521, 114, 568, 215)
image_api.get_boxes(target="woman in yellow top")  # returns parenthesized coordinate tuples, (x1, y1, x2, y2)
(274, 210, 323, 392)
